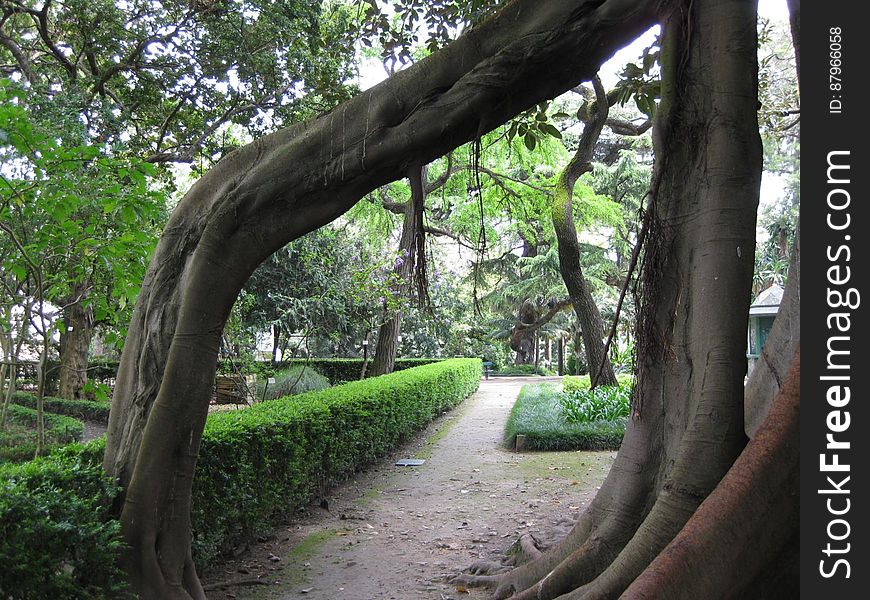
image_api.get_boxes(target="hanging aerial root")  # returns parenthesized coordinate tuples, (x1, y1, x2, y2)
(621, 348, 800, 600)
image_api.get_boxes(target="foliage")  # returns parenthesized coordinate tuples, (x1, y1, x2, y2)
(0, 405, 84, 463)
(558, 386, 631, 424)
(504, 383, 624, 451)
(256, 365, 331, 401)
(219, 357, 444, 384)
(562, 373, 635, 393)
(494, 364, 553, 376)
(232, 226, 395, 361)
(0, 442, 125, 599)
(0, 80, 165, 358)
(0, 1, 357, 164)
(11, 392, 110, 424)
(191, 358, 481, 567)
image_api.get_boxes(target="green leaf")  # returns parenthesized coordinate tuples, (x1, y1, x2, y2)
(523, 132, 537, 152)
(537, 122, 562, 139)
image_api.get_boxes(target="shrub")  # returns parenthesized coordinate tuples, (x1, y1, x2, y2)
(558, 386, 631, 423)
(504, 383, 625, 451)
(494, 363, 553, 376)
(191, 357, 481, 567)
(219, 357, 445, 384)
(0, 440, 126, 599)
(1, 405, 85, 463)
(562, 373, 634, 392)
(11, 391, 111, 424)
(255, 364, 331, 401)
(0, 359, 482, 585)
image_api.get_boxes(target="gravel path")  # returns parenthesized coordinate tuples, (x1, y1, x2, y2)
(202, 377, 616, 600)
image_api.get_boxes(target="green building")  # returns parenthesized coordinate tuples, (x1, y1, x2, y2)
(747, 284, 783, 374)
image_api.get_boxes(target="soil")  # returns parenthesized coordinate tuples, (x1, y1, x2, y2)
(82, 420, 108, 442)
(200, 376, 616, 600)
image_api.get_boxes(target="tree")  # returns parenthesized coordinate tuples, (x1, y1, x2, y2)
(101, 0, 799, 597)
(550, 76, 618, 386)
(0, 0, 357, 398)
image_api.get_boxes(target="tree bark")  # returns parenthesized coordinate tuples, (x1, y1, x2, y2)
(102, 2, 659, 596)
(370, 166, 425, 376)
(552, 76, 618, 387)
(58, 281, 95, 399)
(622, 348, 800, 600)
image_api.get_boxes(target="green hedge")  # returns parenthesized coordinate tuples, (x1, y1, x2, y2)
(11, 392, 111, 424)
(218, 357, 445, 384)
(0, 440, 124, 600)
(41, 360, 120, 394)
(191, 357, 480, 566)
(504, 383, 625, 451)
(1, 358, 483, 595)
(1, 405, 85, 463)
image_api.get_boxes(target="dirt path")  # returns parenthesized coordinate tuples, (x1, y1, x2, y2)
(202, 377, 616, 600)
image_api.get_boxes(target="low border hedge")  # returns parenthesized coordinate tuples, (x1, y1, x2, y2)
(504, 383, 625, 451)
(11, 392, 111, 424)
(0, 441, 124, 599)
(191, 357, 481, 566)
(0, 358, 482, 591)
(218, 357, 446, 384)
(1, 405, 85, 463)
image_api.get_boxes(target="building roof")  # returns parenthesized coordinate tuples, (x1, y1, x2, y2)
(749, 284, 784, 316)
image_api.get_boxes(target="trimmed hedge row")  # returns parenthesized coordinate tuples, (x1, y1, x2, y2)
(504, 383, 625, 451)
(0, 358, 482, 594)
(1, 405, 85, 463)
(11, 391, 111, 424)
(218, 357, 445, 384)
(191, 357, 480, 566)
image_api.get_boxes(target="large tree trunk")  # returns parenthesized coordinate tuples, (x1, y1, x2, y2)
(457, 1, 765, 598)
(58, 280, 95, 400)
(102, 2, 658, 597)
(370, 166, 425, 376)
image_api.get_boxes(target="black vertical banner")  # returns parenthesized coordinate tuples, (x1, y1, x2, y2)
(802, 1, 869, 597)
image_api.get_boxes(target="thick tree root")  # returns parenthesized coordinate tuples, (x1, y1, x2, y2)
(621, 350, 800, 599)
(450, 533, 545, 588)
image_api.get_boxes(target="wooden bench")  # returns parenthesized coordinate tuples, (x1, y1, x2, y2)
(214, 375, 251, 406)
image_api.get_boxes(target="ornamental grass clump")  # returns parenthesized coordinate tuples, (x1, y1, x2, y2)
(558, 385, 631, 424)
(256, 364, 331, 401)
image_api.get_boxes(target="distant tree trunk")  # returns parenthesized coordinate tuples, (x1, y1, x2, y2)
(58, 281, 95, 399)
(101, 2, 659, 596)
(271, 325, 280, 366)
(370, 165, 425, 376)
(510, 299, 540, 365)
(552, 75, 617, 387)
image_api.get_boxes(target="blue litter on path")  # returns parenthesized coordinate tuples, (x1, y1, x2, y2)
(395, 459, 426, 466)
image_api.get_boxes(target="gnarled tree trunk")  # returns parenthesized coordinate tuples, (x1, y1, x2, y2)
(370, 166, 425, 376)
(552, 75, 618, 387)
(102, 2, 659, 596)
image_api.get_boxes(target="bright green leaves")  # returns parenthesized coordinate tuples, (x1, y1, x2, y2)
(0, 80, 166, 350)
(506, 102, 565, 153)
(613, 42, 661, 119)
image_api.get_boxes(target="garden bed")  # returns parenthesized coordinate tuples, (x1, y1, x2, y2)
(504, 382, 627, 451)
